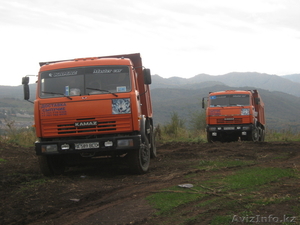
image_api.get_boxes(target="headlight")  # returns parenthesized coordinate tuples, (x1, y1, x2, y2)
(241, 108, 250, 115)
(41, 144, 58, 153)
(117, 139, 134, 147)
(208, 127, 216, 131)
(243, 126, 251, 130)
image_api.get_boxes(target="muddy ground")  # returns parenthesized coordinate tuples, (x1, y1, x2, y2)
(1, 141, 300, 225)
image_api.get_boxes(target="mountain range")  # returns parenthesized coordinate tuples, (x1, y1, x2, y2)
(151, 72, 300, 97)
(1, 72, 300, 132)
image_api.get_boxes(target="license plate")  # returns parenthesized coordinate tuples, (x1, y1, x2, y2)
(75, 142, 99, 150)
(224, 127, 235, 130)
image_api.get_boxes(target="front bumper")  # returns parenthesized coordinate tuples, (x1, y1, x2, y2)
(35, 135, 141, 155)
(206, 124, 254, 136)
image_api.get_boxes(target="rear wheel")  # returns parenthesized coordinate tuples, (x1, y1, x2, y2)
(259, 128, 265, 142)
(128, 137, 150, 174)
(38, 155, 65, 176)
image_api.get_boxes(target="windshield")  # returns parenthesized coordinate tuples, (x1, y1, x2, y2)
(40, 66, 131, 98)
(209, 94, 250, 107)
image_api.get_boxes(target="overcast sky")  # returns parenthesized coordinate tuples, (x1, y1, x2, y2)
(2, 0, 300, 86)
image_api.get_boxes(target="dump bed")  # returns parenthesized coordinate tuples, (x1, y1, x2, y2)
(252, 90, 265, 126)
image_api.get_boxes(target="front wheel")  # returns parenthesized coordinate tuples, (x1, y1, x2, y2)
(248, 127, 259, 142)
(38, 155, 65, 176)
(128, 137, 150, 174)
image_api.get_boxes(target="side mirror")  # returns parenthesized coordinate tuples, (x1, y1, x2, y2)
(22, 76, 30, 101)
(143, 68, 152, 85)
(22, 76, 29, 85)
(255, 97, 260, 105)
(202, 98, 205, 109)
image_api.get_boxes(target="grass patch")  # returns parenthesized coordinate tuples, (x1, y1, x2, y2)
(147, 186, 207, 215)
(147, 166, 295, 222)
(210, 215, 232, 225)
(223, 167, 294, 191)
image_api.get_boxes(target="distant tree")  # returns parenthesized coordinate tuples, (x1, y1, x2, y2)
(189, 109, 206, 131)
(163, 111, 185, 137)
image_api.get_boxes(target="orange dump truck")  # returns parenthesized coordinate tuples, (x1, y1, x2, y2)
(22, 53, 156, 176)
(202, 90, 265, 142)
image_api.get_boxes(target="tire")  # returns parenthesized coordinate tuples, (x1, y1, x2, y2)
(150, 125, 157, 158)
(259, 128, 265, 142)
(38, 155, 65, 176)
(249, 127, 259, 142)
(128, 137, 150, 174)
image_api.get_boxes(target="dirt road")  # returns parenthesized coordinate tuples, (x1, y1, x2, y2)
(1, 141, 300, 225)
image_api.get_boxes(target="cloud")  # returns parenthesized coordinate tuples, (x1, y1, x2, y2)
(1, 0, 300, 85)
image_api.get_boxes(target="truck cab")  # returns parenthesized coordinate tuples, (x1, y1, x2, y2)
(22, 53, 156, 176)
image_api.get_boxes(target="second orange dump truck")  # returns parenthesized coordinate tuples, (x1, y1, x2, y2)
(22, 53, 156, 176)
(203, 90, 265, 142)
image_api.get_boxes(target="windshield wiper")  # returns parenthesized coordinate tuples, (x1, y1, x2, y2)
(42, 91, 72, 100)
(87, 88, 118, 97)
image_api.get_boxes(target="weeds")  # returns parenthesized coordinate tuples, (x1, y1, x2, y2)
(266, 129, 300, 141)
(2, 114, 300, 147)
(0, 119, 36, 147)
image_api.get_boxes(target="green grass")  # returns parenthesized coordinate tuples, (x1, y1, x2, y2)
(223, 167, 294, 191)
(147, 164, 295, 223)
(147, 186, 207, 215)
(210, 215, 232, 225)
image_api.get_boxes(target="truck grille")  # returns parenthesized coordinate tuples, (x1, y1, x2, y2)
(41, 115, 132, 137)
(57, 120, 116, 134)
(216, 118, 243, 124)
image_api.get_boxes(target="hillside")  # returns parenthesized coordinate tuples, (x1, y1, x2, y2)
(152, 73, 300, 97)
(152, 84, 300, 132)
(1, 73, 300, 132)
(0, 84, 36, 101)
(282, 74, 300, 83)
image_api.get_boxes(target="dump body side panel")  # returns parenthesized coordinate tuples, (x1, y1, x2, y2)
(252, 90, 265, 126)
